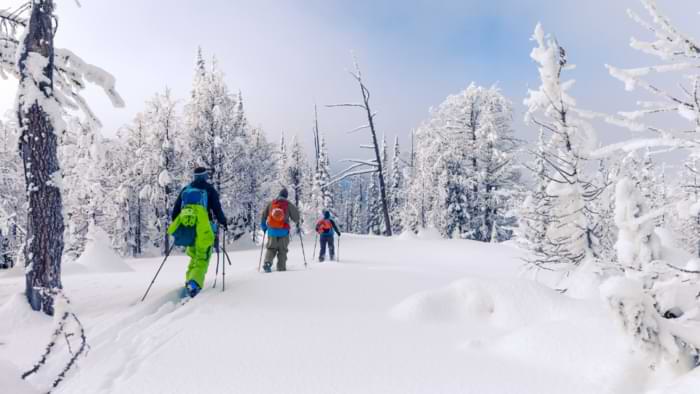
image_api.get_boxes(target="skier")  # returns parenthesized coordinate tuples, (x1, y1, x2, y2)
(260, 188, 300, 272)
(170, 167, 228, 297)
(315, 210, 341, 262)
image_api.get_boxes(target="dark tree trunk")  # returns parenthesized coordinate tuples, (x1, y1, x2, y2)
(18, 0, 64, 316)
(358, 82, 392, 236)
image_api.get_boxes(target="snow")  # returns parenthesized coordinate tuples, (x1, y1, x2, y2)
(2, 234, 697, 393)
(0, 360, 39, 394)
(71, 226, 133, 273)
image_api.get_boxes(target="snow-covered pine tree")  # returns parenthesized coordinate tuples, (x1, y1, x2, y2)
(403, 155, 431, 234)
(278, 133, 288, 186)
(61, 118, 103, 261)
(676, 155, 700, 257)
(366, 176, 382, 235)
(353, 180, 366, 234)
(142, 88, 181, 253)
(1, 1, 123, 314)
(523, 23, 598, 273)
(388, 136, 405, 235)
(598, 177, 700, 368)
(117, 114, 159, 256)
(0, 116, 25, 269)
(518, 129, 553, 261)
(615, 178, 662, 272)
(475, 91, 521, 242)
(409, 84, 519, 240)
(287, 135, 308, 210)
(238, 127, 276, 241)
(310, 135, 334, 222)
(182, 50, 237, 192)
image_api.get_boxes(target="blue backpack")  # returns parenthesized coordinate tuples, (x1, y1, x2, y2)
(181, 186, 208, 208)
(172, 186, 209, 247)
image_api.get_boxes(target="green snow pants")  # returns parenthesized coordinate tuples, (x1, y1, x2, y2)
(264, 236, 290, 271)
(185, 245, 213, 288)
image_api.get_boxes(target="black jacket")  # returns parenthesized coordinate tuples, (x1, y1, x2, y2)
(171, 179, 227, 226)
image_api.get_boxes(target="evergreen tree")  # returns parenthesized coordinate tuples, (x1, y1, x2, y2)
(388, 136, 405, 234)
(287, 136, 308, 209)
(367, 177, 382, 235)
(0, 116, 25, 269)
(409, 84, 520, 240)
(522, 24, 597, 272)
(311, 135, 333, 221)
(137, 88, 182, 253)
(61, 118, 103, 261)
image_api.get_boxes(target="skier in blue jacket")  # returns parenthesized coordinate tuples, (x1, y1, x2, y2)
(315, 210, 341, 262)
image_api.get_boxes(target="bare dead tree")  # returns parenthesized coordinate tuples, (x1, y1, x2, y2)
(312, 104, 321, 172)
(327, 56, 392, 236)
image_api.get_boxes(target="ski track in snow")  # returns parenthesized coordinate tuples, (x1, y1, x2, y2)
(0, 235, 676, 393)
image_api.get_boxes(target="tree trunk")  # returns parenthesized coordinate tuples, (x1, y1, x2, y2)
(360, 83, 392, 236)
(18, 0, 64, 316)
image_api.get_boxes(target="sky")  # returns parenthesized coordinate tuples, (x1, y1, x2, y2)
(1, 0, 698, 165)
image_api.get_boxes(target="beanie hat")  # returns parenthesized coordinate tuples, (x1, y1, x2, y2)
(279, 188, 289, 199)
(323, 210, 331, 219)
(194, 167, 209, 181)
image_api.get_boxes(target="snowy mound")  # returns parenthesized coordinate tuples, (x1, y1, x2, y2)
(396, 230, 417, 241)
(416, 227, 442, 241)
(0, 293, 49, 333)
(73, 226, 133, 273)
(391, 277, 591, 330)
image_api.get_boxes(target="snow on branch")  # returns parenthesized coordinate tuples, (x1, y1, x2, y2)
(328, 168, 377, 187)
(53, 48, 125, 126)
(346, 124, 370, 134)
(342, 158, 378, 167)
(606, 0, 700, 139)
(0, 5, 29, 28)
(2, 4, 124, 130)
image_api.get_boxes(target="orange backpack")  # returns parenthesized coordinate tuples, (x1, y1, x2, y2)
(267, 199, 289, 230)
(317, 219, 332, 234)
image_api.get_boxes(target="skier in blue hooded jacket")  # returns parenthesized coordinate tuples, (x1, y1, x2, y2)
(315, 210, 341, 262)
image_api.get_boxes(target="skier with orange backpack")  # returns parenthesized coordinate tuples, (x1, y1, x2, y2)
(315, 210, 341, 262)
(260, 188, 300, 273)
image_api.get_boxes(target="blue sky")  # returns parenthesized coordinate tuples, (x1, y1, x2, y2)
(1, 0, 698, 160)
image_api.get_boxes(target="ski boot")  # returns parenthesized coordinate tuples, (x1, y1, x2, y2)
(263, 262, 272, 273)
(186, 280, 201, 298)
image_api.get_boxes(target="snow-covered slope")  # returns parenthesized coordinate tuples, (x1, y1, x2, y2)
(0, 235, 688, 393)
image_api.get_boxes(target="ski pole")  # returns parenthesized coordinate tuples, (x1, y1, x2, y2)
(298, 230, 308, 269)
(141, 242, 176, 302)
(257, 231, 266, 272)
(337, 236, 340, 262)
(222, 229, 227, 292)
(312, 232, 318, 262)
(222, 230, 234, 292)
(213, 230, 221, 288)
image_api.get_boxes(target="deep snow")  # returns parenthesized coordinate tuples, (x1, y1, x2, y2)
(0, 233, 693, 393)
